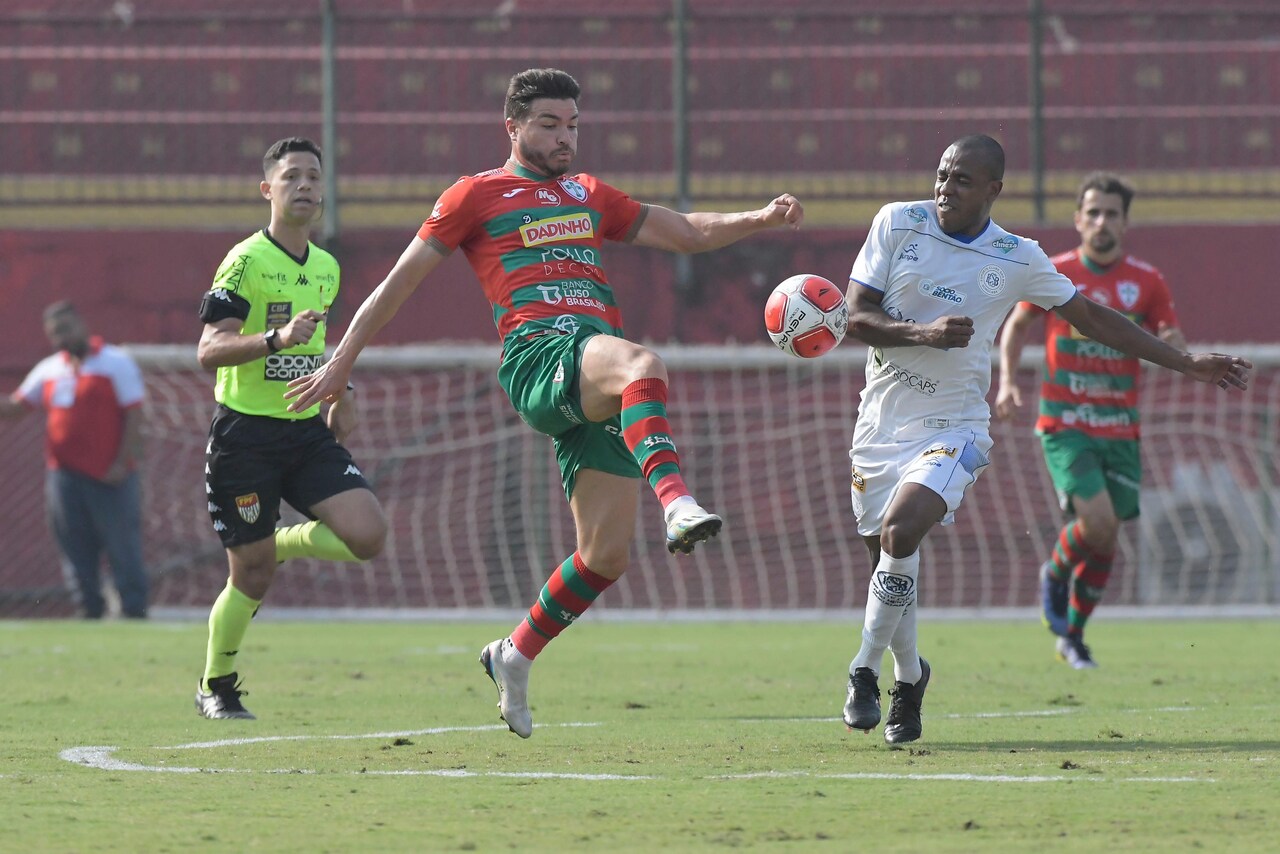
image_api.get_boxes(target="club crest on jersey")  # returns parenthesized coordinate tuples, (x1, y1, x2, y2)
(1117, 280, 1140, 308)
(235, 493, 261, 524)
(558, 177, 588, 203)
(520, 213, 595, 247)
(978, 264, 1007, 296)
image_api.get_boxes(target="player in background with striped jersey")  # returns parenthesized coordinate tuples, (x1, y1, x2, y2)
(995, 172, 1184, 669)
(194, 137, 388, 719)
(285, 68, 804, 738)
(840, 136, 1249, 744)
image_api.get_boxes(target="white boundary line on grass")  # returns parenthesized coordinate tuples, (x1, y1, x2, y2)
(58, 718, 1214, 784)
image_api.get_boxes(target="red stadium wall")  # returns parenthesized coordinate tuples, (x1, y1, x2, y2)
(0, 224, 1272, 373)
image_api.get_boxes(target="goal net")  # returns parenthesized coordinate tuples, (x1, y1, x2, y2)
(1, 343, 1276, 617)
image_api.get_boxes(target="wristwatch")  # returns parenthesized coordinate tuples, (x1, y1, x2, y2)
(264, 328, 283, 353)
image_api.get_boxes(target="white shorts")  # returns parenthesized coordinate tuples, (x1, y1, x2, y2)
(849, 424, 993, 537)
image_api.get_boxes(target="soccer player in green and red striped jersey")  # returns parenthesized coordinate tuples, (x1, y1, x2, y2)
(285, 68, 806, 738)
(996, 172, 1184, 669)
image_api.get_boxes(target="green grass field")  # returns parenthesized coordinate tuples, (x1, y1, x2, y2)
(4, 617, 1278, 852)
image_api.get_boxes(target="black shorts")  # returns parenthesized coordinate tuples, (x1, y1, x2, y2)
(205, 404, 371, 548)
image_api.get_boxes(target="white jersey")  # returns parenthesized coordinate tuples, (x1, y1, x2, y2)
(848, 200, 1078, 441)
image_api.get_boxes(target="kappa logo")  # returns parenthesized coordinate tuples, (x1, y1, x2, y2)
(212, 520, 227, 532)
(295, 274, 310, 287)
(343, 464, 362, 476)
(208, 502, 221, 513)
(207, 288, 233, 303)
(235, 493, 261, 524)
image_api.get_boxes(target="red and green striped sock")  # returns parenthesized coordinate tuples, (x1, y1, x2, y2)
(1050, 519, 1087, 583)
(1068, 548, 1114, 634)
(620, 377, 689, 511)
(510, 553, 615, 660)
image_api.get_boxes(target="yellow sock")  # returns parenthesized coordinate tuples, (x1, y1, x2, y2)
(274, 521, 359, 562)
(203, 581, 261, 688)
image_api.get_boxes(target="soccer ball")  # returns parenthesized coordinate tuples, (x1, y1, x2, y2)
(763, 274, 848, 358)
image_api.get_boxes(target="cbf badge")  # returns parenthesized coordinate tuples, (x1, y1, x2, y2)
(558, 177, 588, 203)
(236, 493, 261, 524)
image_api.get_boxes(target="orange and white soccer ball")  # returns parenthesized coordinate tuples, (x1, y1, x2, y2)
(763, 274, 849, 358)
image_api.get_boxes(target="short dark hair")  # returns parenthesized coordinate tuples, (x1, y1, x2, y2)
(43, 300, 77, 323)
(950, 134, 1006, 181)
(1077, 171, 1135, 215)
(504, 68, 580, 121)
(263, 137, 322, 176)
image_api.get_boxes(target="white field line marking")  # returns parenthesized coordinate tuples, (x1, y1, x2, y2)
(739, 705, 1203, 724)
(60, 722, 654, 780)
(716, 771, 1213, 784)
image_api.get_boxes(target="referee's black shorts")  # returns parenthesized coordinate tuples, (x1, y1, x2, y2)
(205, 404, 372, 548)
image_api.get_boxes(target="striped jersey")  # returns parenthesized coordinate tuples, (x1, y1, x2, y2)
(416, 161, 646, 348)
(848, 200, 1078, 440)
(1022, 249, 1178, 439)
(199, 229, 339, 420)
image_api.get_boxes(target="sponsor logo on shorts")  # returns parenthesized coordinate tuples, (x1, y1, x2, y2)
(871, 571, 915, 607)
(923, 445, 959, 459)
(264, 353, 325, 382)
(851, 470, 866, 493)
(520, 213, 595, 247)
(235, 493, 261, 524)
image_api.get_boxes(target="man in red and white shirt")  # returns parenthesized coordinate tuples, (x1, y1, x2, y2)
(0, 301, 149, 618)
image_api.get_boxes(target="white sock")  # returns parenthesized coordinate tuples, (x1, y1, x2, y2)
(850, 550, 921, 676)
(502, 638, 532, 671)
(664, 495, 697, 521)
(889, 601, 923, 685)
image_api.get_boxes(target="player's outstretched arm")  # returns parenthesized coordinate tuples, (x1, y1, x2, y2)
(846, 282, 974, 350)
(1053, 294, 1251, 390)
(630, 194, 803, 254)
(286, 237, 448, 411)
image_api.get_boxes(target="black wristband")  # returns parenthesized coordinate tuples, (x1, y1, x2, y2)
(264, 328, 282, 353)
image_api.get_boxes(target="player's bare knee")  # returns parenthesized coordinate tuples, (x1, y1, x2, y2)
(628, 347, 668, 384)
(348, 519, 388, 561)
(879, 521, 922, 559)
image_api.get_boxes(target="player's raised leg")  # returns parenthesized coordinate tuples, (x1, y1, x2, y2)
(579, 335, 721, 554)
(276, 487, 387, 563)
(481, 469, 637, 737)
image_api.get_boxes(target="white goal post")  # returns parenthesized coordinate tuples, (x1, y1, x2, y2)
(1, 343, 1276, 617)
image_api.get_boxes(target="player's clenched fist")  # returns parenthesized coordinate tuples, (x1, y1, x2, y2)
(281, 309, 325, 348)
(923, 315, 975, 350)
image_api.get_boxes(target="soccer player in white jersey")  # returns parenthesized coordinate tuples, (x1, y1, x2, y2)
(840, 134, 1251, 744)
